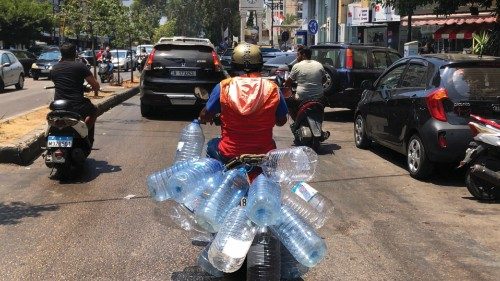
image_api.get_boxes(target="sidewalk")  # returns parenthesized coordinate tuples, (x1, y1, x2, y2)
(0, 81, 139, 165)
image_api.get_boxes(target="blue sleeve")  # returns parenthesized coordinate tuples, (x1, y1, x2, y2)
(276, 90, 288, 118)
(206, 83, 221, 114)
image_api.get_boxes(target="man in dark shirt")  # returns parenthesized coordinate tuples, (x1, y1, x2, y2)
(50, 43, 100, 144)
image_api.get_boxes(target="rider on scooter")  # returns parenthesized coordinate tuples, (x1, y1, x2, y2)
(101, 46, 114, 74)
(199, 43, 288, 168)
(283, 45, 326, 117)
(50, 43, 100, 145)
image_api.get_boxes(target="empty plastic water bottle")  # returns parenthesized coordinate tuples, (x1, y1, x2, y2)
(174, 119, 205, 163)
(197, 243, 224, 277)
(182, 171, 223, 213)
(195, 168, 250, 233)
(208, 206, 257, 273)
(246, 227, 281, 281)
(166, 158, 224, 202)
(146, 161, 194, 202)
(270, 205, 327, 268)
(261, 146, 318, 182)
(246, 174, 281, 227)
(280, 243, 309, 279)
(291, 181, 334, 222)
(281, 184, 325, 229)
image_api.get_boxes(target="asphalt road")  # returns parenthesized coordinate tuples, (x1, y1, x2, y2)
(0, 96, 498, 280)
(0, 70, 139, 120)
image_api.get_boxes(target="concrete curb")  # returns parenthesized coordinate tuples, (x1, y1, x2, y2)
(0, 87, 139, 165)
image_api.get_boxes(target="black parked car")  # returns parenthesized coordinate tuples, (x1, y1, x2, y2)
(10, 50, 37, 77)
(310, 43, 401, 109)
(30, 50, 61, 80)
(261, 53, 297, 78)
(354, 54, 500, 179)
(140, 41, 226, 117)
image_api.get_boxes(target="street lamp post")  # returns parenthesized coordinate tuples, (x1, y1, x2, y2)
(265, 0, 283, 48)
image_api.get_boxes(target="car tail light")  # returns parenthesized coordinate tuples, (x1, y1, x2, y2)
(48, 116, 78, 128)
(144, 49, 156, 71)
(346, 48, 353, 69)
(212, 51, 222, 72)
(437, 131, 447, 148)
(426, 88, 448, 122)
(54, 149, 64, 159)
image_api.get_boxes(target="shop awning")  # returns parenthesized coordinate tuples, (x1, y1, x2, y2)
(401, 13, 496, 26)
(434, 24, 492, 40)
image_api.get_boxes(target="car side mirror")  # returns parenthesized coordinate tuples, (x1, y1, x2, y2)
(361, 80, 374, 90)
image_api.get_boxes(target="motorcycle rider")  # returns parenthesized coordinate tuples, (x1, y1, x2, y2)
(284, 45, 326, 114)
(50, 42, 100, 145)
(101, 46, 114, 74)
(199, 43, 288, 166)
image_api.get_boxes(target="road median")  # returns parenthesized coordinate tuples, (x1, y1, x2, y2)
(0, 84, 139, 165)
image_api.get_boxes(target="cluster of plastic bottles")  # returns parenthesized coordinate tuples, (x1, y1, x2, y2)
(146, 120, 334, 279)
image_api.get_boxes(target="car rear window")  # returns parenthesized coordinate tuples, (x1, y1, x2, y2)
(154, 44, 214, 67)
(442, 66, 500, 101)
(352, 49, 369, 69)
(223, 49, 233, 56)
(261, 48, 280, 53)
(311, 48, 344, 68)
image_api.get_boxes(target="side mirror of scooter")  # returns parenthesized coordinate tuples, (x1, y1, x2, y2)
(360, 80, 375, 91)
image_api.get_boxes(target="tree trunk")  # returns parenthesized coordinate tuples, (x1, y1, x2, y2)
(407, 12, 413, 43)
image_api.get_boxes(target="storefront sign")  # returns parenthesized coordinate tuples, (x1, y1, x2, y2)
(347, 3, 369, 26)
(372, 3, 400, 22)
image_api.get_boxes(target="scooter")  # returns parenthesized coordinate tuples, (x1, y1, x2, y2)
(43, 86, 94, 178)
(274, 76, 330, 152)
(98, 59, 114, 83)
(459, 114, 500, 200)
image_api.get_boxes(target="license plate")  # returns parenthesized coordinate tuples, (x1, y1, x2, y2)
(171, 99, 197, 105)
(171, 70, 196, 77)
(47, 136, 73, 148)
(493, 104, 500, 112)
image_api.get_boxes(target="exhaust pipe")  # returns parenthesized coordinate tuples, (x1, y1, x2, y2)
(470, 164, 500, 188)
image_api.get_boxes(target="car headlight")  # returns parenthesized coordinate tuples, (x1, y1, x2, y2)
(49, 66, 53, 70)
(31, 63, 38, 69)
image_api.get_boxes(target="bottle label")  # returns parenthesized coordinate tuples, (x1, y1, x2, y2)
(291, 182, 318, 202)
(177, 142, 185, 151)
(222, 238, 252, 258)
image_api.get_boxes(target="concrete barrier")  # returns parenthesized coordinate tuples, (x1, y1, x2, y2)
(0, 87, 139, 165)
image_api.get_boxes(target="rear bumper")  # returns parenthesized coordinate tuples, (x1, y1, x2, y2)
(420, 120, 472, 163)
(30, 68, 51, 77)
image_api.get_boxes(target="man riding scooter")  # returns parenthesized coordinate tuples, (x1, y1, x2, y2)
(198, 43, 288, 175)
(283, 46, 330, 149)
(50, 43, 100, 145)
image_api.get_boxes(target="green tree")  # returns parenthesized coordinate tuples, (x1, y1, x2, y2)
(380, 0, 434, 42)
(247, 11, 255, 27)
(0, 0, 54, 46)
(153, 19, 177, 42)
(282, 14, 298, 25)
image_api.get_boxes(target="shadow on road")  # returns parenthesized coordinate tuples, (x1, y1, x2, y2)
(324, 109, 355, 123)
(0, 201, 59, 225)
(367, 143, 466, 187)
(317, 143, 341, 155)
(51, 159, 121, 184)
(144, 108, 202, 122)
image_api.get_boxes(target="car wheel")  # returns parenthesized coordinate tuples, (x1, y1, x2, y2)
(407, 134, 434, 179)
(0, 79, 4, 92)
(465, 156, 499, 200)
(354, 114, 370, 149)
(100, 76, 106, 83)
(33, 75, 39, 81)
(15, 75, 24, 90)
(323, 68, 335, 94)
(141, 103, 155, 118)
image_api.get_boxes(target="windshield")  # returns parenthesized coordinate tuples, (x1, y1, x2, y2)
(442, 66, 500, 101)
(260, 48, 281, 53)
(38, 51, 61, 60)
(112, 51, 127, 58)
(265, 54, 296, 64)
(222, 49, 233, 57)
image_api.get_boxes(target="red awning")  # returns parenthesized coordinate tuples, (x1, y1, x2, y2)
(402, 13, 496, 26)
(434, 24, 492, 40)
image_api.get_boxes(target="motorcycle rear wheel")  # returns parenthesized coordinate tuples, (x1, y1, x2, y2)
(465, 156, 499, 200)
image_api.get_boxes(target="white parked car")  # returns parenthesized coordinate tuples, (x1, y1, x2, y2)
(110, 49, 136, 71)
(0, 50, 25, 92)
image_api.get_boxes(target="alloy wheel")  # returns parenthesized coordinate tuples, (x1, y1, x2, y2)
(323, 71, 332, 91)
(408, 139, 422, 173)
(19, 75, 24, 88)
(355, 116, 363, 145)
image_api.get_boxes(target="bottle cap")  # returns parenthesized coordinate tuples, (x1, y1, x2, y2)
(193, 119, 200, 124)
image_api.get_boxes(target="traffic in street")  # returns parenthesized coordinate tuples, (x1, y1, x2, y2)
(0, 97, 498, 280)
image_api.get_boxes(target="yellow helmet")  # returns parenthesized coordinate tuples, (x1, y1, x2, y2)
(231, 43, 263, 72)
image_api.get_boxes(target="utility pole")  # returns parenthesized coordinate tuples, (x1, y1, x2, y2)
(265, 0, 283, 48)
